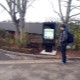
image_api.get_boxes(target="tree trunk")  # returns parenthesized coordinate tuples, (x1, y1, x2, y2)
(65, 0, 72, 24)
(19, 16, 26, 46)
(14, 23, 21, 46)
(13, 21, 26, 47)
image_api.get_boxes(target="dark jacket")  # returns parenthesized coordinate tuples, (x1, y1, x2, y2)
(59, 28, 68, 46)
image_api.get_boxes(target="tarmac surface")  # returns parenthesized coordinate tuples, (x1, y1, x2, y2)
(0, 60, 80, 80)
(0, 51, 13, 60)
(0, 49, 80, 80)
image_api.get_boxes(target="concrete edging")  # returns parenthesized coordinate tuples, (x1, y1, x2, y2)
(0, 49, 59, 59)
(0, 49, 80, 60)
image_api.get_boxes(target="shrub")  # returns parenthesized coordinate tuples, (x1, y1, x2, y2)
(0, 28, 6, 39)
(68, 24, 80, 49)
(5, 31, 15, 44)
(18, 33, 30, 48)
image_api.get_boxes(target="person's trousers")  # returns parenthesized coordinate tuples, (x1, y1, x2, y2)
(60, 44, 67, 63)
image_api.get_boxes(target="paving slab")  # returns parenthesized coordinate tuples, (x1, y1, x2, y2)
(0, 60, 80, 80)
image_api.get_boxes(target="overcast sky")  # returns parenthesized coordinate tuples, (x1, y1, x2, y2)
(0, 0, 80, 22)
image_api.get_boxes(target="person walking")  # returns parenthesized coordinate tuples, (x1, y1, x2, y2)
(59, 24, 68, 64)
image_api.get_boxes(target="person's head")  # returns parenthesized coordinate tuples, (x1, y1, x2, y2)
(60, 24, 67, 30)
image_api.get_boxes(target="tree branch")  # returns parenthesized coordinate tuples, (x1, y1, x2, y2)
(58, 0, 64, 22)
(0, 3, 10, 15)
(22, 0, 27, 15)
(48, 0, 65, 22)
(65, 0, 72, 24)
(70, 5, 80, 12)
(70, 13, 80, 17)
(54, 11, 62, 18)
(48, 0, 62, 19)
(17, 0, 21, 12)
(27, 0, 36, 8)
(48, 0, 54, 9)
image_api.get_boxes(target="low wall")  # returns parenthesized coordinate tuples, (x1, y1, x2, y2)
(0, 22, 43, 34)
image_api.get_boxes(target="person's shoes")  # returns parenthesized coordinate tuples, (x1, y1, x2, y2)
(62, 62, 66, 64)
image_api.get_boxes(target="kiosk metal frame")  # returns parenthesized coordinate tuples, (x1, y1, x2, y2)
(42, 22, 56, 52)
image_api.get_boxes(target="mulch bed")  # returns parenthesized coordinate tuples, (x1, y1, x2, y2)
(1, 46, 41, 55)
(0, 39, 80, 58)
(0, 44, 80, 58)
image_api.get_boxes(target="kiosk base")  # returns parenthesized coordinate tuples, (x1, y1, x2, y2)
(40, 50, 57, 55)
(45, 45, 53, 52)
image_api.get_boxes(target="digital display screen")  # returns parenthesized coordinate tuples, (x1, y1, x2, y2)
(44, 28, 54, 39)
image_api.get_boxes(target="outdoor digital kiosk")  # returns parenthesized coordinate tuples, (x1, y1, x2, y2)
(42, 22, 56, 52)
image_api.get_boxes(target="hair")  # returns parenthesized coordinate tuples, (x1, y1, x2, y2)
(60, 24, 67, 28)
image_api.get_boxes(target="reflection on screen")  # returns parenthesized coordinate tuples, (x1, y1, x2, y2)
(44, 28, 54, 39)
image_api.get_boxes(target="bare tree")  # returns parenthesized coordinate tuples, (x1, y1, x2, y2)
(48, 0, 80, 24)
(0, 0, 36, 46)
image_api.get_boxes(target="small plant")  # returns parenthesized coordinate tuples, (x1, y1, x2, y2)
(5, 31, 15, 45)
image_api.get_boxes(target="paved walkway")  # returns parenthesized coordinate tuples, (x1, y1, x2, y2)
(0, 60, 80, 80)
(0, 49, 80, 80)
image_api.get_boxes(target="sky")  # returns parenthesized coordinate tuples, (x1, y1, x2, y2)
(0, 0, 80, 22)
